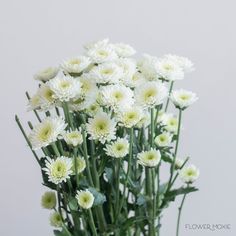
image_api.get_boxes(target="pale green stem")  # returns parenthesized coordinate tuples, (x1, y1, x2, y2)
(88, 209, 98, 236)
(62, 102, 74, 130)
(51, 142, 61, 157)
(164, 81, 174, 112)
(15, 115, 41, 166)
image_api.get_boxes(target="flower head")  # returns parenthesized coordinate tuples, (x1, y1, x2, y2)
(72, 156, 86, 174)
(86, 112, 116, 144)
(104, 138, 129, 158)
(154, 132, 173, 147)
(34, 67, 59, 82)
(43, 156, 73, 184)
(48, 75, 81, 102)
(41, 191, 56, 209)
(112, 43, 136, 57)
(61, 56, 91, 74)
(29, 117, 67, 150)
(38, 84, 56, 110)
(170, 89, 198, 110)
(155, 58, 184, 81)
(76, 189, 94, 209)
(117, 106, 143, 128)
(49, 212, 62, 228)
(137, 149, 161, 167)
(100, 84, 134, 110)
(135, 81, 168, 108)
(175, 158, 184, 169)
(161, 113, 179, 134)
(63, 129, 83, 147)
(27, 93, 41, 111)
(180, 165, 200, 183)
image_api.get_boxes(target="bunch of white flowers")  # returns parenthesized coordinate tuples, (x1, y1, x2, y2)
(16, 39, 199, 236)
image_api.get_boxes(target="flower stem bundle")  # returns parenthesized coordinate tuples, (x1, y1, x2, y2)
(16, 39, 200, 236)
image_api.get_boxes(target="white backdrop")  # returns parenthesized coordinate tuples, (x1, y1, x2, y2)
(0, 0, 235, 235)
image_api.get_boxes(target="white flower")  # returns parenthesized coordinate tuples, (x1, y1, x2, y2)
(61, 56, 91, 74)
(29, 117, 67, 150)
(138, 54, 159, 81)
(84, 38, 109, 50)
(125, 72, 147, 88)
(155, 58, 184, 81)
(85, 103, 103, 117)
(104, 138, 129, 158)
(86, 112, 116, 144)
(135, 110, 151, 128)
(100, 84, 134, 110)
(69, 95, 96, 111)
(27, 93, 41, 111)
(72, 156, 86, 174)
(48, 75, 81, 102)
(154, 132, 173, 147)
(90, 62, 123, 84)
(161, 113, 179, 134)
(77, 75, 98, 97)
(164, 54, 194, 73)
(175, 158, 184, 169)
(43, 156, 73, 184)
(180, 165, 200, 183)
(63, 130, 83, 147)
(38, 84, 56, 110)
(112, 43, 136, 57)
(49, 211, 62, 228)
(116, 58, 137, 84)
(117, 106, 143, 128)
(76, 189, 94, 209)
(34, 67, 59, 82)
(170, 89, 198, 109)
(135, 81, 168, 108)
(137, 149, 161, 167)
(86, 41, 117, 63)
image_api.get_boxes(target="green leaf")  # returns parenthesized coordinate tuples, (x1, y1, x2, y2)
(88, 187, 106, 206)
(104, 167, 113, 183)
(68, 196, 78, 211)
(53, 229, 70, 236)
(136, 194, 147, 206)
(120, 216, 148, 232)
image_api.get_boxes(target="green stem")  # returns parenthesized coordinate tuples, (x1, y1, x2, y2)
(51, 142, 61, 157)
(150, 108, 154, 147)
(88, 209, 98, 236)
(164, 81, 174, 112)
(73, 148, 79, 188)
(115, 159, 121, 221)
(117, 128, 133, 221)
(176, 193, 187, 236)
(15, 115, 41, 166)
(62, 102, 74, 130)
(167, 109, 182, 191)
(152, 168, 156, 235)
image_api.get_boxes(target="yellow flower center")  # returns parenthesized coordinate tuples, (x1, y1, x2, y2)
(60, 81, 71, 89)
(38, 124, 53, 141)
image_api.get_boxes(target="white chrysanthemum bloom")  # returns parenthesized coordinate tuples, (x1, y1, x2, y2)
(63, 129, 83, 147)
(112, 43, 136, 57)
(29, 117, 67, 150)
(38, 84, 56, 110)
(90, 62, 123, 84)
(49, 211, 62, 228)
(69, 94, 96, 112)
(155, 58, 184, 81)
(27, 93, 41, 111)
(84, 38, 109, 50)
(125, 72, 147, 88)
(117, 106, 143, 128)
(175, 158, 184, 169)
(34, 67, 59, 82)
(61, 56, 91, 74)
(116, 58, 137, 83)
(85, 103, 103, 117)
(136, 110, 151, 128)
(164, 54, 194, 73)
(76, 189, 94, 209)
(154, 132, 173, 147)
(161, 113, 179, 134)
(86, 112, 116, 144)
(138, 54, 159, 81)
(72, 156, 86, 174)
(180, 165, 200, 183)
(43, 156, 73, 184)
(48, 76, 81, 102)
(41, 191, 57, 209)
(170, 89, 198, 110)
(86, 42, 118, 63)
(137, 149, 161, 167)
(135, 81, 168, 108)
(104, 138, 129, 158)
(100, 84, 134, 110)
(77, 75, 98, 97)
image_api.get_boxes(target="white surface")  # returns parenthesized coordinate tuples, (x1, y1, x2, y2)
(0, 0, 235, 235)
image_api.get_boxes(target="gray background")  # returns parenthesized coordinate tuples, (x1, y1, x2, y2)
(0, 0, 235, 235)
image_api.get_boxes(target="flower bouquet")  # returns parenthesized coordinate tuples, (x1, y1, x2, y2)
(16, 39, 199, 236)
